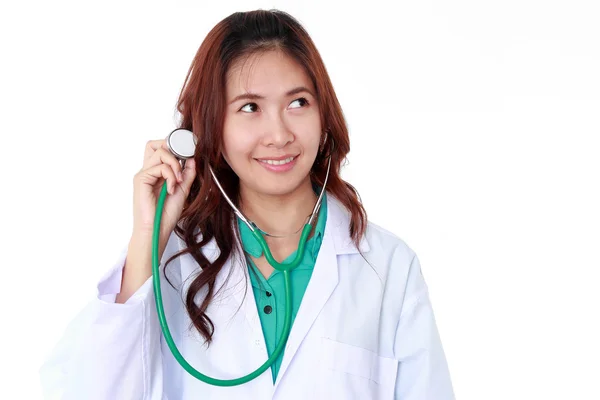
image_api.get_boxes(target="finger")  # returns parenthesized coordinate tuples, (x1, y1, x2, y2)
(137, 164, 178, 195)
(143, 148, 184, 183)
(143, 139, 169, 164)
(179, 158, 197, 195)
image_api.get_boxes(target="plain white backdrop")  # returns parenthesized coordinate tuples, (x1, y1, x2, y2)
(1, 0, 599, 398)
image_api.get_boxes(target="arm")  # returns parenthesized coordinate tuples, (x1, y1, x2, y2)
(39, 247, 167, 400)
(393, 254, 455, 399)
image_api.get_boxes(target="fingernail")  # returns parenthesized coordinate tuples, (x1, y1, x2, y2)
(177, 171, 183, 182)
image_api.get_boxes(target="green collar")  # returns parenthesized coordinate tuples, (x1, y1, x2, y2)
(238, 191, 327, 260)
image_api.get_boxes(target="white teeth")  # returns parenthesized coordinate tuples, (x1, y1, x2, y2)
(260, 156, 295, 166)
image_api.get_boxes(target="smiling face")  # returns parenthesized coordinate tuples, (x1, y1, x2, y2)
(222, 50, 322, 199)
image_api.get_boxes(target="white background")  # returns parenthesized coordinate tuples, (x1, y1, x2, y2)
(1, 0, 599, 398)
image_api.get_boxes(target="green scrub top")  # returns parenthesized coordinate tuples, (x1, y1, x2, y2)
(237, 192, 327, 384)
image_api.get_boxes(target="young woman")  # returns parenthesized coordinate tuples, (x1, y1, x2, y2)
(40, 9, 454, 399)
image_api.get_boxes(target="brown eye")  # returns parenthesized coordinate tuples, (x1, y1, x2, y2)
(289, 97, 309, 109)
(240, 103, 259, 113)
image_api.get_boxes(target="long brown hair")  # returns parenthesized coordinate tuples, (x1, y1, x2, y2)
(165, 9, 367, 344)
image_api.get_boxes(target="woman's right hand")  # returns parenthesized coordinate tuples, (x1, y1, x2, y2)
(132, 139, 197, 250)
(115, 139, 196, 303)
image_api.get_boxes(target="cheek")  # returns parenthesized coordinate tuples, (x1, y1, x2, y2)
(291, 119, 321, 150)
(222, 125, 256, 162)
(303, 129, 323, 155)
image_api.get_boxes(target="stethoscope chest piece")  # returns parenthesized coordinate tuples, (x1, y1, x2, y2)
(166, 128, 196, 160)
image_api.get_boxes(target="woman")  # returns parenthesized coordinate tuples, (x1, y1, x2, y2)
(40, 9, 454, 399)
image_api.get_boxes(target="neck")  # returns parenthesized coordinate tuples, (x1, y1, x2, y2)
(239, 179, 318, 238)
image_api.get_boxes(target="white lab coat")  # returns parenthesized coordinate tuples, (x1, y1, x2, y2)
(39, 195, 454, 399)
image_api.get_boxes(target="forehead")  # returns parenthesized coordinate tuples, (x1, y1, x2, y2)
(225, 50, 314, 97)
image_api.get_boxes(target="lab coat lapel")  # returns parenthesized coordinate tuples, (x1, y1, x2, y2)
(273, 221, 338, 388)
(273, 195, 369, 389)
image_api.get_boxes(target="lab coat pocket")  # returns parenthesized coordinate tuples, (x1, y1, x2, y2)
(316, 337, 398, 400)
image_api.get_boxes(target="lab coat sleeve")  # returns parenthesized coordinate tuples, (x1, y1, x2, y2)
(39, 246, 166, 400)
(393, 253, 455, 399)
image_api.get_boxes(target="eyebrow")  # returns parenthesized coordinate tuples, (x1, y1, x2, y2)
(228, 86, 315, 105)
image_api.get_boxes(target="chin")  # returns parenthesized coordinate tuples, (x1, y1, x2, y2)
(254, 179, 304, 197)
(246, 171, 312, 198)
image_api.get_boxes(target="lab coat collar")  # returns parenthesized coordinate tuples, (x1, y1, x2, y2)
(326, 194, 370, 255)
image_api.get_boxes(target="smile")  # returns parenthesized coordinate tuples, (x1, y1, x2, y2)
(258, 156, 296, 166)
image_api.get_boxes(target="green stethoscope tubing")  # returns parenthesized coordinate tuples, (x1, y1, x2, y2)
(152, 182, 314, 386)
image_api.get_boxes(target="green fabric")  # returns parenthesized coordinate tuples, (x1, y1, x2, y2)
(237, 192, 327, 384)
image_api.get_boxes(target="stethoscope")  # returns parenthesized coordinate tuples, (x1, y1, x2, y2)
(152, 128, 331, 386)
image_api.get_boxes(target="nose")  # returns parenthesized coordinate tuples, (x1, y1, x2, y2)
(262, 115, 294, 149)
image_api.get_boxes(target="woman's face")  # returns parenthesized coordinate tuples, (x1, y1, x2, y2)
(223, 50, 322, 198)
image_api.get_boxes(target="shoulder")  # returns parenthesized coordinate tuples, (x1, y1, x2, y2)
(326, 194, 417, 268)
(363, 219, 417, 268)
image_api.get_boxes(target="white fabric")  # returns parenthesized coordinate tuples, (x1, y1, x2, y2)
(39, 195, 454, 399)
